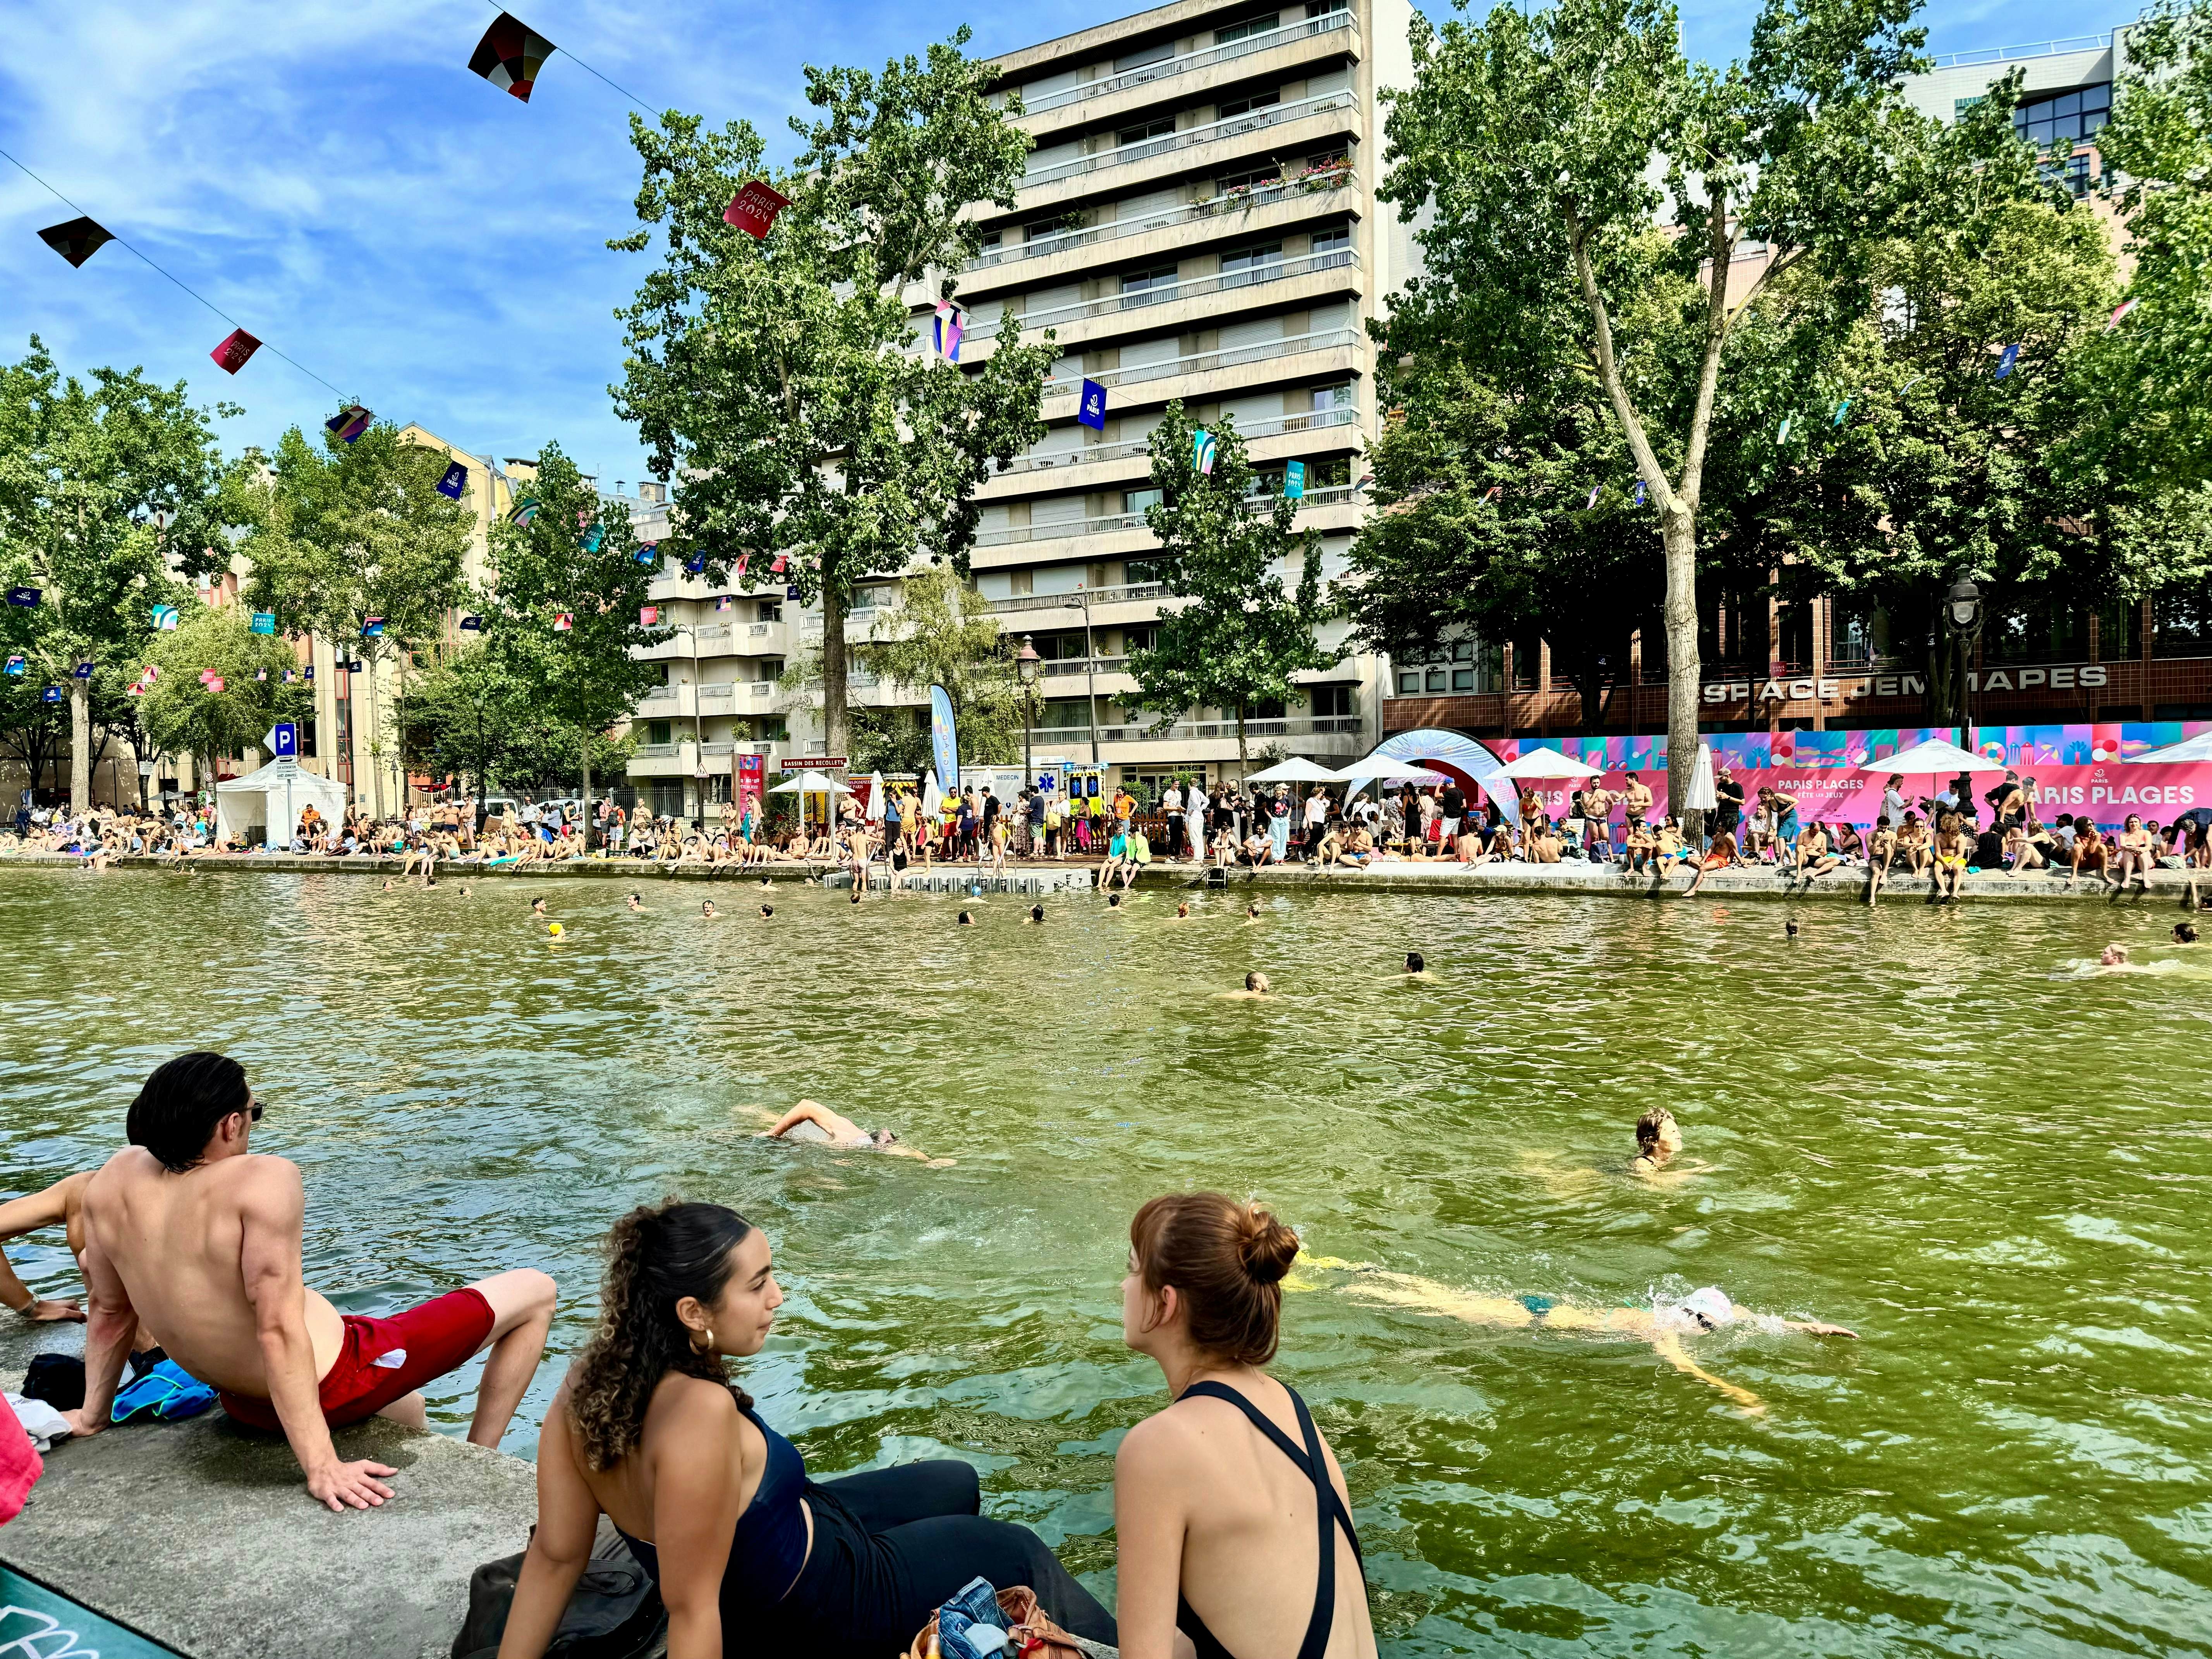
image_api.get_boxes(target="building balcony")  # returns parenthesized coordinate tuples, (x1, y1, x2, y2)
(1040, 654, 1130, 677)
(1008, 9, 1360, 138)
(985, 580, 1168, 616)
(981, 406, 1360, 501)
(977, 484, 1356, 549)
(1023, 714, 1368, 756)
(954, 180, 1360, 304)
(1036, 324, 1365, 417)
(1013, 89, 1358, 204)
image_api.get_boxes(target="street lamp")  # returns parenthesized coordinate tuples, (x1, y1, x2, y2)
(1944, 578, 1983, 747)
(1017, 634, 1041, 851)
(1075, 583, 1100, 766)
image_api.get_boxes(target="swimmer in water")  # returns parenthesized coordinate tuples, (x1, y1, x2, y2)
(1784, 920, 1800, 939)
(1245, 902, 1261, 924)
(958, 911, 973, 926)
(425, 877, 439, 890)
(1025, 905, 1044, 924)
(849, 891, 862, 906)
(530, 897, 547, 916)
(2100, 944, 2130, 967)
(459, 885, 472, 899)
(2175, 922, 2200, 945)
(627, 894, 644, 912)
(1628, 1106, 1682, 1174)
(1221, 970, 1271, 1000)
(381, 879, 395, 893)
(1338, 1268, 1854, 1413)
(759, 1101, 948, 1164)
(702, 900, 719, 919)
(1405, 951, 1428, 977)
(1107, 893, 1125, 911)
(759, 903, 774, 919)
(1173, 902, 1191, 920)
(759, 875, 772, 889)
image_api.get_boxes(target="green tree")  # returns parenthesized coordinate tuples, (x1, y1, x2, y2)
(833, 565, 1023, 774)
(396, 641, 634, 800)
(610, 30, 1059, 760)
(0, 336, 233, 811)
(1343, 363, 1665, 730)
(1127, 404, 1338, 773)
(2097, 0, 2212, 492)
(483, 445, 665, 832)
(1377, 0, 1988, 808)
(138, 605, 310, 788)
(232, 421, 472, 817)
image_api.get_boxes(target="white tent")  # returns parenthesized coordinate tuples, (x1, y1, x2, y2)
(1491, 748, 1603, 781)
(1245, 757, 1344, 783)
(215, 759, 348, 849)
(1862, 738, 2006, 777)
(2126, 730, 2212, 766)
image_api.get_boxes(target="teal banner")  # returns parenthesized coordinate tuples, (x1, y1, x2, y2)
(0, 1564, 179, 1656)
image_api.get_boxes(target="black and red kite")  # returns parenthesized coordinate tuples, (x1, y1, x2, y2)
(470, 12, 557, 102)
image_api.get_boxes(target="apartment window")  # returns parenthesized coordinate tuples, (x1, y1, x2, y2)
(1307, 0, 1347, 14)
(2014, 82, 2110, 151)
(1124, 488, 1163, 514)
(1123, 623, 1158, 654)
(1025, 211, 1083, 244)
(1217, 88, 1282, 120)
(1311, 684, 1355, 717)
(1218, 165, 1286, 194)
(1311, 383, 1353, 411)
(1113, 38, 1175, 71)
(1120, 264, 1181, 303)
(1215, 13, 1281, 45)
(757, 599, 781, 622)
(761, 657, 786, 680)
(1310, 222, 1351, 258)
(1221, 242, 1285, 283)
(1041, 699, 1092, 730)
(978, 230, 1002, 252)
(1118, 116, 1176, 146)
(1985, 597, 2089, 664)
(1304, 147, 1349, 172)
(1126, 558, 1167, 584)
(646, 720, 673, 746)
(2040, 150, 2096, 198)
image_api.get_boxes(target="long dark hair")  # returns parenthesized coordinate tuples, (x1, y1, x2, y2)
(570, 1199, 756, 1471)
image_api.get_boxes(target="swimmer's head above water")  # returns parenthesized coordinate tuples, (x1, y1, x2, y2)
(1030, 905, 1044, 923)
(2101, 944, 2130, 966)
(759, 903, 773, 919)
(1632, 1106, 1683, 1169)
(2176, 922, 2199, 944)
(958, 911, 973, 925)
(1405, 951, 1425, 974)
(1245, 970, 1269, 993)
(702, 900, 717, 917)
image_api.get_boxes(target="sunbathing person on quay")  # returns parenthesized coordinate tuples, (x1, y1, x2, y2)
(496, 1200, 1115, 1659)
(1114, 1193, 1377, 1659)
(63, 1051, 556, 1511)
(0, 1172, 101, 1323)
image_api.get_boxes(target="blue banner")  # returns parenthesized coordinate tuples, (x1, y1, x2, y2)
(929, 684, 959, 795)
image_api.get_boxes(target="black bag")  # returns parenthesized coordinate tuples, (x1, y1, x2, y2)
(452, 1525, 666, 1659)
(22, 1354, 86, 1412)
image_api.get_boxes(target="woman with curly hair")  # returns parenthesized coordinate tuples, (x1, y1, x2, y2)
(1113, 1192, 1376, 1659)
(497, 1200, 1113, 1659)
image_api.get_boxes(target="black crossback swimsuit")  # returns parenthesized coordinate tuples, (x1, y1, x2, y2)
(1173, 1382, 1366, 1659)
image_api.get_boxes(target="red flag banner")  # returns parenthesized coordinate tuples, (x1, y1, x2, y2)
(724, 181, 791, 240)
(210, 329, 262, 374)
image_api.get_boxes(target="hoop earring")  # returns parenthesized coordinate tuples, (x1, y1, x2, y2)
(693, 1327, 715, 1355)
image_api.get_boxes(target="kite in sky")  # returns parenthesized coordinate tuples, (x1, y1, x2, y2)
(724, 180, 790, 239)
(37, 216, 112, 268)
(210, 329, 261, 375)
(325, 404, 373, 443)
(470, 12, 557, 102)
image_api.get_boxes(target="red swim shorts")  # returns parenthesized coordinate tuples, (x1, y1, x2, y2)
(218, 1286, 495, 1432)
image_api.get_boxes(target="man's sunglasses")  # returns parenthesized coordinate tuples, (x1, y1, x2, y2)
(240, 1099, 265, 1123)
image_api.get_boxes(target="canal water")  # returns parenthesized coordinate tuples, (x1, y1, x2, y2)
(3, 867, 2208, 1655)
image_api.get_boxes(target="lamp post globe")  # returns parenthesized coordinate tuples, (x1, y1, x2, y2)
(1017, 635, 1041, 817)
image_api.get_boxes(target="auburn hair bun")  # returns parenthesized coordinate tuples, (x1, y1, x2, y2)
(1236, 1203, 1300, 1285)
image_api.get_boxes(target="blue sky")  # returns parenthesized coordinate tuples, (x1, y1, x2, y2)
(0, 0, 2119, 489)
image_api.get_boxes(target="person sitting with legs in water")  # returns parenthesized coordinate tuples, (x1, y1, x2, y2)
(1113, 1193, 1376, 1659)
(497, 1201, 1115, 1659)
(65, 1052, 556, 1510)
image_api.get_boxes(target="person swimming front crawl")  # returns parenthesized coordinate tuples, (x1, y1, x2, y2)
(760, 1102, 943, 1164)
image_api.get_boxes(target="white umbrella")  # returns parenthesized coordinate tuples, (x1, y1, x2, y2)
(1491, 747, 1602, 781)
(1245, 757, 1345, 783)
(1683, 743, 1718, 811)
(768, 770, 853, 795)
(2125, 730, 2212, 765)
(1337, 754, 1449, 783)
(921, 769, 944, 819)
(865, 770, 886, 821)
(1863, 737, 2005, 776)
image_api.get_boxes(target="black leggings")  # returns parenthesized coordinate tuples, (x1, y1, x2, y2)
(776, 1460, 1115, 1659)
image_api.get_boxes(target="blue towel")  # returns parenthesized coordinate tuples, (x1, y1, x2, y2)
(111, 1359, 217, 1424)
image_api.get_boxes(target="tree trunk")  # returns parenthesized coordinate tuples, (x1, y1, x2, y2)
(580, 734, 594, 851)
(69, 679, 91, 814)
(822, 583, 849, 760)
(1662, 510, 1702, 833)
(1236, 706, 1248, 779)
(366, 660, 386, 821)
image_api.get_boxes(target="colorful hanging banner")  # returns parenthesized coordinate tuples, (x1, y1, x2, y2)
(469, 11, 557, 102)
(40, 686, 62, 702)
(1077, 378, 1108, 431)
(1994, 343, 2020, 380)
(509, 497, 541, 525)
(71, 662, 94, 679)
(1585, 485, 1600, 509)
(1832, 398, 1851, 426)
(6, 587, 39, 607)
(459, 614, 484, 632)
(1283, 460, 1305, 500)
(359, 617, 386, 638)
(37, 215, 113, 268)
(1633, 480, 1646, 506)
(3, 656, 23, 675)
(685, 553, 705, 574)
(724, 180, 791, 239)
(640, 605, 660, 625)
(582, 522, 605, 553)
(206, 675, 225, 693)
(250, 611, 277, 635)
(929, 684, 960, 793)
(324, 404, 373, 443)
(933, 302, 965, 364)
(436, 459, 469, 499)
(715, 593, 735, 611)
(2108, 299, 2137, 329)
(553, 613, 574, 632)
(150, 604, 178, 629)
(770, 554, 788, 575)
(210, 329, 262, 375)
(1193, 429, 1217, 475)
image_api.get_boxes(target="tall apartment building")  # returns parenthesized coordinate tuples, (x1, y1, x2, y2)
(623, 0, 1422, 812)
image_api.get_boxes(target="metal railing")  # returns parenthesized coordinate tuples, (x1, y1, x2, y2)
(976, 484, 1355, 548)
(998, 405, 1357, 477)
(1928, 32, 2111, 67)
(1019, 90, 1357, 189)
(1012, 9, 1357, 116)
(967, 172, 1357, 272)
(1044, 326, 1364, 398)
(1042, 655, 1130, 676)
(637, 693, 682, 715)
(1005, 246, 1356, 336)
(986, 582, 1169, 614)
(633, 742, 680, 759)
(694, 623, 732, 645)
(697, 684, 737, 706)
(746, 621, 776, 637)
(1022, 714, 1364, 743)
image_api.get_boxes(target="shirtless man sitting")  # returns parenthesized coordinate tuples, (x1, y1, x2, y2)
(65, 1052, 556, 1511)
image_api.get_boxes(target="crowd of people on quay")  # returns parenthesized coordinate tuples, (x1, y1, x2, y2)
(9, 761, 2209, 905)
(0, 1047, 1859, 1659)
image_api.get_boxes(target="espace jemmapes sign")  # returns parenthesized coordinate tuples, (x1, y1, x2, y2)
(1704, 665, 2112, 704)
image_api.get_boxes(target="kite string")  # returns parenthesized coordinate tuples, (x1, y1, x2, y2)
(476, 0, 657, 115)
(0, 141, 350, 401)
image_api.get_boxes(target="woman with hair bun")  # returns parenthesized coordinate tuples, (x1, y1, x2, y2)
(499, 1200, 1113, 1659)
(1114, 1193, 1375, 1659)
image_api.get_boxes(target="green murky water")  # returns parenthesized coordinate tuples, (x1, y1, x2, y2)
(3, 866, 2209, 1655)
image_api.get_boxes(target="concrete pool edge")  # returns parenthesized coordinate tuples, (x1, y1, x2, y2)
(0, 1324, 537, 1659)
(7, 851, 2196, 903)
